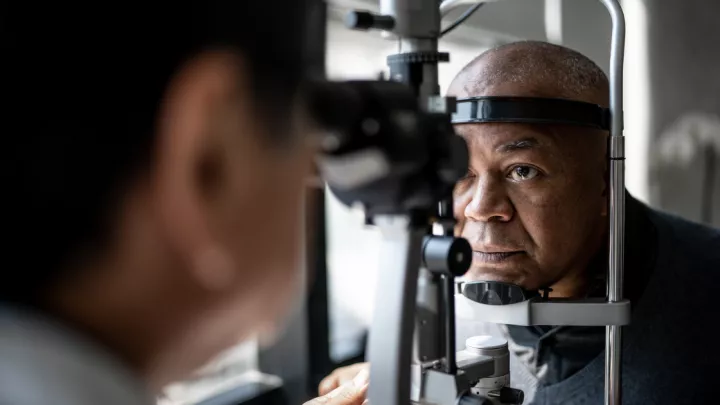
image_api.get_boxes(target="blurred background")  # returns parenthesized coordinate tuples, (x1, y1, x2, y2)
(159, 1, 720, 404)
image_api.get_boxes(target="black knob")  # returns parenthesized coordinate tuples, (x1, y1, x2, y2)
(345, 10, 395, 31)
(457, 393, 493, 405)
(498, 387, 525, 405)
(422, 236, 472, 277)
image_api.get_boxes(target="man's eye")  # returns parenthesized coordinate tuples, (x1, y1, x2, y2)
(460, 171, 475, 181)
(509, 166, 539, 181)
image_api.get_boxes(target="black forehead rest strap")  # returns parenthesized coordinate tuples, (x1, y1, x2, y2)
(452, 96, 611, 130)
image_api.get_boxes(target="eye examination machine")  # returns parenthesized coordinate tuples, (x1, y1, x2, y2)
(312, 0, 627, 404)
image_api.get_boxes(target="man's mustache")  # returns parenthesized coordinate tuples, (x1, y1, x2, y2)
(460, 224, 527, 251)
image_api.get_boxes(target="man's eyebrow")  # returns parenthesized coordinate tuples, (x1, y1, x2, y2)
(496, 137, 541, 153)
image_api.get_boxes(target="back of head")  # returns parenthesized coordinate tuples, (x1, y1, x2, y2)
(0, 2, 318, 302)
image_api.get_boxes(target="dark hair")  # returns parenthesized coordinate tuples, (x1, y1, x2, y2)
(0, 2, 320, 302)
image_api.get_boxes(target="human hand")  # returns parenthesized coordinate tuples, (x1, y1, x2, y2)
(318, 362, 370, 396)
(305, 367, 369, 405)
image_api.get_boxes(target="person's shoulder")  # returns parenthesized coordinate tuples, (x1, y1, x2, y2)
(645, 205, 720, 244)
(0, 306, 154, 405)
(644, 205, 720, 268)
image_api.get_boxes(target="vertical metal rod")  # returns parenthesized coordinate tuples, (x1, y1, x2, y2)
(366, 216, 426, 405)
(605, 326, 623, 405)
(598, 1, 626, 405)
(439, 194, 457, 374)
(441, 275, 457, 374)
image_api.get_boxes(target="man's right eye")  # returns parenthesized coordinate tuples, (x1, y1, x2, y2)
(453, 172, 475, 195)
(508, 165, 540, 182)
(459, 171, 475, 181)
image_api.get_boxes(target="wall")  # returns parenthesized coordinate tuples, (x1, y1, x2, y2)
(645, 0, 720, 227)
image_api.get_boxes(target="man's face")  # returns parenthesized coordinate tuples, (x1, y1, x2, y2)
(452, 121, 607, 293)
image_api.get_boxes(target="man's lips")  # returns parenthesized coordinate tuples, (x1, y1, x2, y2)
(472, 250, 523, 263)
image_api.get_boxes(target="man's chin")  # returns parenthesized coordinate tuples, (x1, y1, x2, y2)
(464, 267, 528, 287)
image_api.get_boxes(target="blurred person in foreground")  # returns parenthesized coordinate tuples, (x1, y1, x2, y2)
(0, 3, 366, 405)
(319, 41, 720, 404)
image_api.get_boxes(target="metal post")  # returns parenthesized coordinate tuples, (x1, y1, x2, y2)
(597, 1, 626, 405)
(366, 216, 426, 405)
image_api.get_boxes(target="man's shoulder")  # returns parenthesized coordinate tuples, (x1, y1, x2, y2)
(646, 204, 720, 237)
(0, 306, 153, 405)
(644, 204, 720, 266)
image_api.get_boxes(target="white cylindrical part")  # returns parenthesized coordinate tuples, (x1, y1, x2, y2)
(465, 335, 511, 397)
(544, 0, 563, 44)
(465, 335, 507, 355)
(439, 0, 501, 17)
(383, 0, 440, 38)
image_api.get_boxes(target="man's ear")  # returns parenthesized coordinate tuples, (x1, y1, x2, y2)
(150, 51, 249, 291)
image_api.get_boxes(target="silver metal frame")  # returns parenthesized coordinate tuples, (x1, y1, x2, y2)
(455, 295, 631, 327)
(601, 2, 626, 404)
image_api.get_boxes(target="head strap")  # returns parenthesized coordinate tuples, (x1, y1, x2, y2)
(452, 96, 610, 130)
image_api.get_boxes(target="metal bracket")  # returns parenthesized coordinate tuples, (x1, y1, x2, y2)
(455, 294, 631, 326)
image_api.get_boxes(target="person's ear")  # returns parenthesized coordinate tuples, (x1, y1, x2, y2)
(150, 50, 251, 292)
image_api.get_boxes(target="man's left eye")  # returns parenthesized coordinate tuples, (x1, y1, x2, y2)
(509, 166, 539, 181)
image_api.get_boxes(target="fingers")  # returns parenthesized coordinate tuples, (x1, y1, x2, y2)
(304, 384, 368, 405)
(318, 363, 369, 396)
(306, 369, 370, 405)
(318, 374, 340, 396)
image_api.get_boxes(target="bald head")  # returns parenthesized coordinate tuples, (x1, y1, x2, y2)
(449, 41, 609, 106)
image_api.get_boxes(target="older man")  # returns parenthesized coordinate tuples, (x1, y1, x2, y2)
(320, 41, 720, 404)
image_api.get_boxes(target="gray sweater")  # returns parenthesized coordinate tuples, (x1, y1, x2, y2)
(458, 197, 720, 404)
(0, 306, 153, 405)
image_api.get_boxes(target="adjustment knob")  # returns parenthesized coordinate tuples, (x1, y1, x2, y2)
(496, 387, 524, 404)
(345, 10, 395, 31)
(457, 393, 493, 405)
(422, 236, 472, 276)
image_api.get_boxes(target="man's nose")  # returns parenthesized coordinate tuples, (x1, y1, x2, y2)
(463, 175, 514, 223)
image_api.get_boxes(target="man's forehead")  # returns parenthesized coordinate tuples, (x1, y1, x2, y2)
(454, 122, 560, 151)
(446, 47, 608, 105)
(448, 74, 564, 101)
